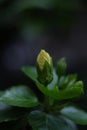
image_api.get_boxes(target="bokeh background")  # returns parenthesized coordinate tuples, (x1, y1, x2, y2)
(0, 0, 87, 129)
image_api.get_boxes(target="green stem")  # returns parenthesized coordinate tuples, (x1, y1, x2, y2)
(43, 96, 55, 112)
(44, 96, 50, 112)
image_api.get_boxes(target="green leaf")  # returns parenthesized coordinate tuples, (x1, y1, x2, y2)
(22, 66, 83, 100)
(61, 106, 87, 125)
(22, 66, 57, 90)
(0, 103, 26, 122)
(48, 69, 58, 90)
(36, 81, 83, 100)
(22, 66, 57, 89)
(22, 66, 37, 82)
(28, 110, 77, 130)
(0, 86, 39, 108)
(0, 92, 4, 96)
(58, 74, 77, 90)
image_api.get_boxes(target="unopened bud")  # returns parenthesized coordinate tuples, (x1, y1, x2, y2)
(36, 50, 53, 85)
(56, 58, 67, 77)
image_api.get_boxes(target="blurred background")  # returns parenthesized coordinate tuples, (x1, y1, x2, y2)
(0, 0, 87, 129)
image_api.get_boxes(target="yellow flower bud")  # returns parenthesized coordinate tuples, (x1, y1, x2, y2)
(37, 50, 52, 70)
(36, 50, 53, 85)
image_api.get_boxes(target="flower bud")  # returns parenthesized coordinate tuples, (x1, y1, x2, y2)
(36, 50, 53, 85)
(56, 58, 67, 77)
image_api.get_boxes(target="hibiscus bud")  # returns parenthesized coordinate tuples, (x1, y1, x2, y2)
(36, 50, 53, 85)
(56, 58, 67, 77)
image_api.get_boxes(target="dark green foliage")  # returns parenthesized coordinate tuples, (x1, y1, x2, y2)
(28, 110, 77, 130)
(0, 55, 86, 130)
(23, 66, 83, 100)
(61, 106, 87, 125)
(0, 86, 39, 108)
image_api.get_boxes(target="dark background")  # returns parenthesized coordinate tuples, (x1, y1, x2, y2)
(0, 0, 87, 129)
